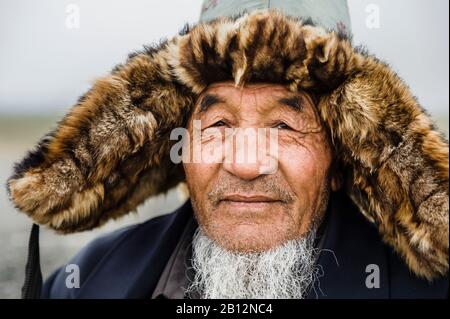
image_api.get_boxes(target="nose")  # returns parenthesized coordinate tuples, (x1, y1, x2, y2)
(223, 160, 264, 181)
(222, 129, 273, 181)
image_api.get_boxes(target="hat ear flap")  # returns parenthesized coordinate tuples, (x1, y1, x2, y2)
(7, 52, 192, 233)
(306, 33, 449, 280)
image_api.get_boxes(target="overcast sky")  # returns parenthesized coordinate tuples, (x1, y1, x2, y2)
(0, 0, 448, 117)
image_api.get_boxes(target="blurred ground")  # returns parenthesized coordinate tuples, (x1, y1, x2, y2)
(0, 114, 448, 298)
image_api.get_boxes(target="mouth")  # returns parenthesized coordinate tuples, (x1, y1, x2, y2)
(219, 194, 281, 209)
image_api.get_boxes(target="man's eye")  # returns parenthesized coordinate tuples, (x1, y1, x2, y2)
(211, 120, 226, 127)
(275, 122, 291, 130)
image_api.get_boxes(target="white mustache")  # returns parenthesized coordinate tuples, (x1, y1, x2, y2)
(207, 175, 295, 206)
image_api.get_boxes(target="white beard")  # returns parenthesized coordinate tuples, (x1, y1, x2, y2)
(186, 229, 319, 299)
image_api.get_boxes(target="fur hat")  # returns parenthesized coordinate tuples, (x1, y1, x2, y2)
(7, 10, 449, 282)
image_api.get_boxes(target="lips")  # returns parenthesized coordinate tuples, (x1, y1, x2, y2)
(219, 195, 282, 210)
(222, 194, 279, 203)
(217, 194, 283, 215)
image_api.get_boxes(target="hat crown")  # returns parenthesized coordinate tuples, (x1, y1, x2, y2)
(199, 0, 352, 35)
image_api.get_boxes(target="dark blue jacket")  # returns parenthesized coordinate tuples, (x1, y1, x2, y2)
(42, 193, 448, 299)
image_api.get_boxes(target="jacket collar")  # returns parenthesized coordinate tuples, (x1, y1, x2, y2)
(307, 192, 390, 299)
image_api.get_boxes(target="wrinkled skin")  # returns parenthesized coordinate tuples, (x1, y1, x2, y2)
(183, 82, 342, 252)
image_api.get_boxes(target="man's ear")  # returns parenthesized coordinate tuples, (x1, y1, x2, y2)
(331, 169, 343, 192)
(330, 160, 343, 192)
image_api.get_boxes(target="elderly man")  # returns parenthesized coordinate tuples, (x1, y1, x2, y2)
(8, 1, 449, 299)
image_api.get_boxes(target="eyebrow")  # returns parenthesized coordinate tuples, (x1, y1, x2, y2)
(197, 93, 305, 114)
(198, 93, 225, 113)
(276, 96, 304, 112)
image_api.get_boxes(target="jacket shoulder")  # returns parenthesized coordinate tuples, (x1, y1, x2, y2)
(313, 192, 448, 299)
(41, 211, 179, 298)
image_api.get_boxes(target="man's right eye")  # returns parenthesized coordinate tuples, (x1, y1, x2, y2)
(211, 120, 226, 127)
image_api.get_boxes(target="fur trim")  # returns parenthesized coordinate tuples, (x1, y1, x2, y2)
(7, 10, 448, 280)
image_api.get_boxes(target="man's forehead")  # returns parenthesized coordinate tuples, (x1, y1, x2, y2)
(196, 81, 310, 114)
(204, 81, 292, 96)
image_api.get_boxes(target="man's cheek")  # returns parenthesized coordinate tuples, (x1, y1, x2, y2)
(276, 146, 315, 181)
(278, 137, 329, 179)
(184, 162, 218, 200)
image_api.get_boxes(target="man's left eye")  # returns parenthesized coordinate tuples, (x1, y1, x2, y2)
(275, 122, 291, 130)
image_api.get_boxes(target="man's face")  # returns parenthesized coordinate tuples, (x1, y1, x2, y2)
(183, 82, 338, 252)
